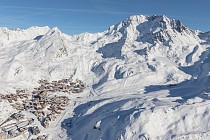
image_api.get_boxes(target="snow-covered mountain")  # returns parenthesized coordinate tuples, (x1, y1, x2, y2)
(1, 15, 210, 140)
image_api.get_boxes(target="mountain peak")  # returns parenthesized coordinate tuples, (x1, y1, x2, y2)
(114, 15, 147, 30)
(122, 15, 170, 25)
(126, 15, 148, 23)
(111, 14, 190, 32)
(0, 26, 51, 45)
(107, 14, 199, 45)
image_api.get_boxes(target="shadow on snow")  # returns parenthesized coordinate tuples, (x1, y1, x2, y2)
(61, 98, 141, 140)
(145, 48, 210, 103)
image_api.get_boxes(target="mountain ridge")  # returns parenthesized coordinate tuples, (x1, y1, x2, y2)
(1, 14, 210, 140)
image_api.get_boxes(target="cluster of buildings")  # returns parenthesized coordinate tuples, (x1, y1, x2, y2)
(0, 78, 85, 139)
(0, 92, 28, 104)
(30, 126, 48, 140)
(32, 94, 70, 128)
(0, 112, 25, 127)
(32, 134, 48, 140)
(0, 112, 34, 139)
(35, 79, 85, 93)
(1, 90, 70, 128)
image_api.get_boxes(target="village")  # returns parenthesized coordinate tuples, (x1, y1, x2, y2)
(0, 78, 86, 140)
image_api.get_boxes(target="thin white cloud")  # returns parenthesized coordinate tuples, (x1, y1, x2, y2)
(0, 11, 52, 27)
(0, 16, 35, 27)
(61, 26, 106, 29)
(89, 0, 117, 4)
(0, 10, 53, 25)
(17, 11, 53, 18)
(0, 16, 21, 21)
(0, 5, 138, 15)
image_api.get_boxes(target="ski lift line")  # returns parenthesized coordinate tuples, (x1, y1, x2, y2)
(55, 111, 66, 127)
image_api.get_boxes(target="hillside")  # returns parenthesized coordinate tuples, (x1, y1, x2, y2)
(0, 15, 210, 140)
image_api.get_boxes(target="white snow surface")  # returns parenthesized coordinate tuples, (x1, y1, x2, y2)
(1, 15, 210, 140)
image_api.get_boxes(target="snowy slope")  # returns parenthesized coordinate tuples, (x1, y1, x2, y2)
(1, 15, 210, 140)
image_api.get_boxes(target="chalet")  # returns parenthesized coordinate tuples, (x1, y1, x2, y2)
(12, 113, 24, 121)
(40, 103, 49, 110)
(70, 82, 76, 86)
(57, 106, 65, 110)
(33, 91, 47, 100)
(36, 102, 41, 109)
(47, 114, 56, 121)
(8, 99, 13, 103)
(8, 130, 17, 137)
(34, 135, 48, 140)
(38, 115, 44, 122)
(52, 109, 61, 114)
(33, 90, 40, 95)
(18, 127, 27, 133)
(16, 90, 26, 94)
(72, 88, 82, 93)
(43, 119, 49, 128)
(31, 126, 40, 135)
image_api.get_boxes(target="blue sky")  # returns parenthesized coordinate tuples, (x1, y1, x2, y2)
(0, 0, 209, 34)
